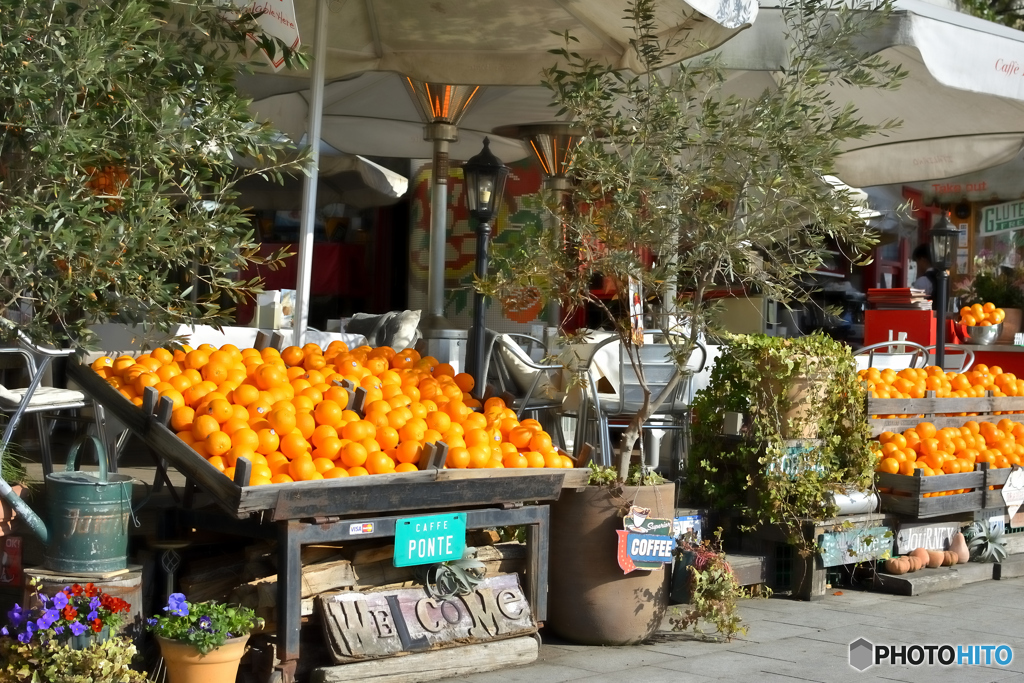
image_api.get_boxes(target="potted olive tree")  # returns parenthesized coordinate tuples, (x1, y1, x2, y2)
(484, 0, 903, 644)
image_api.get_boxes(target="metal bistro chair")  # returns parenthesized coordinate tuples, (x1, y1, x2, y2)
(922, 345, 975, 374)
(852, 340, 929, 372)
(0, 322, 111, 476)
(482, 332, 567, 450)
(576, 332, 707, 470)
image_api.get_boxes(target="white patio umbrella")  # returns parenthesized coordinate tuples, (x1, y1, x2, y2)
(266, 0, 759, 345)
(708, 0, 1024, 189)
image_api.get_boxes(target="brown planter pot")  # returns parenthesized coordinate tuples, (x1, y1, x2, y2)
(548, 483, 675, 645)
(997, 308, 1022, 344)
(156, 635, 249, 683)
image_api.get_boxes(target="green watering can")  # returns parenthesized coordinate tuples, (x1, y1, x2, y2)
(0, 435, 146, 574)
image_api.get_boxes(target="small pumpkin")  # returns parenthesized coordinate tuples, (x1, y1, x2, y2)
(927, 550, 944, 568)
(885, 557, 908, 575)
(942, 550, 959, 566)
(906, 556, 923, 572)
(910, 547, 930, 566)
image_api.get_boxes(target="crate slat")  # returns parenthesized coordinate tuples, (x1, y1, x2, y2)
(868, 396, 1024, 415)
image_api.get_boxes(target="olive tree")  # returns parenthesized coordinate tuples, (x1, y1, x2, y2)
(0, 0, 308, 348)
(485, 0, 906, 480)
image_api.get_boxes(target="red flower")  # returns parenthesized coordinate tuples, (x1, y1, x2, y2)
(91, 618, 103, 633)
(84, 583, 99, 598)
(71, 584, 82, 596)
(62, 606, 77, 621)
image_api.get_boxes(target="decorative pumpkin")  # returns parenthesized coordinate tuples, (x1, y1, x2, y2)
(927, 550, 944, 568)
(884, 557, 909, 575)
(910, 547, 930, 566)
(950, 532, 969, 564)
(906, 556, 923, 572)
(942, 550, 959, 566)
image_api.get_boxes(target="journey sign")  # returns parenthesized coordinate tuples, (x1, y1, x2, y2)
(982, 199, 1024, 235)
(318, 573, 537, 663)
(394, 513, 466, 567)
(616, 505, 675, 573)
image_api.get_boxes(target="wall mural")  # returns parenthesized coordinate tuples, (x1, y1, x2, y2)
(408, 158, 549, 330)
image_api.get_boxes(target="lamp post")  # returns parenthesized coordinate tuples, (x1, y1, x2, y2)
(930, 212, 958, 370)
(463, 138, 509, 398)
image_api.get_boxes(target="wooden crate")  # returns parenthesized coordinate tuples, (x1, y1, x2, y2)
(867, 395, 1024, 437)
(68, 359, 589, 521)
(875, 465, 1011, 518)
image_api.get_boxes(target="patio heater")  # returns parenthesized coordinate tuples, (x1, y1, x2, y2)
(930, 212, 958, 370)
(405, 79, 482, 357)
(463, 138, 510, 396)
(494, 123, 582, 328)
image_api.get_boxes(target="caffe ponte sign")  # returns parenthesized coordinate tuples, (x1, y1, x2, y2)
(982, 199, 1024, 235)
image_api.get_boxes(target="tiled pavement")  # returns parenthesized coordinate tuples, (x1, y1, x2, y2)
(441, 577, 1024, 682)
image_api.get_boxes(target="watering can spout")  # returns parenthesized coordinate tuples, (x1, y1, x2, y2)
(0, 474, 47, 545)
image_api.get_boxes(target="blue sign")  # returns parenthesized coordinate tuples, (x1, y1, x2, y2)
(626, 533, 676, 563)
(394, 513, 467, 567)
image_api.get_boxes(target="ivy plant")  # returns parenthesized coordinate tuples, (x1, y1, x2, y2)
(0, 0, 309, 348)
(688, 333, 874, 552)
(482, 0, 904, 482)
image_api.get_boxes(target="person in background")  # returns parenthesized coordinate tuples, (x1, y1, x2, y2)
(912, 243, 936, 296)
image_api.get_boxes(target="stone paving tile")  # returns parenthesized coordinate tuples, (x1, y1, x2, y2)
(863, 662, 1022, 683)
(448, 662, 592, 683)
(537, 647, 685, 673)
(547, 666, 720, 683)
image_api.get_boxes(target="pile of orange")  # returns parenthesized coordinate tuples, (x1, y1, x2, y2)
(858, 364, 1024, 419)
(90, 342, 573, 486)
(959, 302, 1006, 328)
(872, 418, 1022, 496)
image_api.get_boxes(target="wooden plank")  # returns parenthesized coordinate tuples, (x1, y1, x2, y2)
(868, 396, 1024, 414)
(264, 474, 569, 520)
(879, 491, 983, 518)
(875, 469, 985, 494)
(869, 416, 985, 436)
(245, 559, 357, 598)
(311, 635, 539, 683)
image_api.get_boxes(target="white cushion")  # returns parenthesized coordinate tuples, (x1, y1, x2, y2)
(0, 386, 87, 410)
(384, 310, 421, 351)
(498, 338, 558, 399)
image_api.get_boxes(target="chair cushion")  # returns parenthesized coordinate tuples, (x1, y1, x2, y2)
(344, 313, 394, 346)
(0, 386, 87, 410)
(498, 338, 558, 399)
(383, 310, 421, 350)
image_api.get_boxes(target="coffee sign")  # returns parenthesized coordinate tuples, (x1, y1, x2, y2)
(616, 505, 675, 573)
(318, 573, 536, 663)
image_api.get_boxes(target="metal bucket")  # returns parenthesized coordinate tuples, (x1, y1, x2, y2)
(44, 435, 136, 574)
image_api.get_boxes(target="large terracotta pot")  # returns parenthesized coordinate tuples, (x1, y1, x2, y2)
(156, 634, 249, 683)
(997, 308, 1022, 344)
(548, 483, 675, 645)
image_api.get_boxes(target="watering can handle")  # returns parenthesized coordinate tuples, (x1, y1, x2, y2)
(64, 434, 109, 483)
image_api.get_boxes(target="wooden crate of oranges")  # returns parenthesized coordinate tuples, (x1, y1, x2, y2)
(861, 363, 1024, 437)
(69, 341, 587, 521)
(872, 419, 1016, 518)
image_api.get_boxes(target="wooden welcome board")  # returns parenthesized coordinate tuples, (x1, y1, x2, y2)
(68, 359, 588, 521)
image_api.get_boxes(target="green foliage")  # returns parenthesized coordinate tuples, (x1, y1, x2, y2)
(960, 0, 1024, 29)
(147, 594, 261, 655)
(483, 0, 903, 480)
(954, 253, 1024, 311)
(0, 635, 145, 683)
(586, 461, 665, 487)
(0, 0, 309, 348)
(965, 521, 1008, 563)
(688, 333, 874, 551)
(668, 529, 765, 641)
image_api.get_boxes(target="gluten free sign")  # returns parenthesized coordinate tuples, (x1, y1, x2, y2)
(394, 513, 467, 567)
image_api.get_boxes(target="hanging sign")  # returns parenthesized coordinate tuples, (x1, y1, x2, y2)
(394, 513, 466, 567)
(231, 0, 301, 71)
(1001, 468, 1024, 520)
(982, 199, 1024, 235)
(616, 506, 675, 573)
(628, 278, 644, 346)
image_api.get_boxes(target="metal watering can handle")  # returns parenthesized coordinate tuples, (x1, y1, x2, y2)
(65, 434, 109, 483)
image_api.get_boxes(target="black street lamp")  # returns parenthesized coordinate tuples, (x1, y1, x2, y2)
(930, 212, 958, 370)
(463, 138, 509, 397)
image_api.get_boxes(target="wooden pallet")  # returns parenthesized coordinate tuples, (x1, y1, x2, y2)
(68, 358, 589, 521)
(867, 394, 1024, 436)
(875, 465, 1011, 518)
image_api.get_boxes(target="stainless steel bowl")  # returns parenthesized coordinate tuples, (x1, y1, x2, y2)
(957, 321, 1003, 345)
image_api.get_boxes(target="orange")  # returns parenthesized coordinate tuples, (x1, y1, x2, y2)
(467, 446, 491, 469)
(225, 446, 256, 468)
(184, 349, 210, 370)
(544, 453, 565, 469)
(314, 400, 344, 427)
(366, 452, 396, 475)
(878, 457, 900, 474)
(281, 346, 305, 367)
(271, 473, 295, 484)
(313, 436, 344, 462)
(503, 452, 528, 468)
(322, 386, 350, 408)
(376, 426, 400, 451)
(255, 364, 286, 390)
(341, 442, 369, 468)
(916, 422, 937, 440)
(525, 451, 547, 468)
(202, 362, 228, 385)
(395, 441, 423, 465)
(323, 467, 350, 479)
(395, 462, 419, 473)
(205, 430, 232, 457)
(191, 414, 221, 441)
(232, 428, 260, 451)
(201, 398, 234, 424)
(267, 408, 297, 435)
(289, 456, 318, 481)
(529, 432, 554, 453)
(256, 428, 280, 455)
(312, 424, 339, 449)
(509, 427, 534, 449)
(312, 457, 336, 475)
(342, 420, 375, 442)
(280, 432, 311, 459)
(348, 466, 370, 477)
(294, 412, 316, 439)
(171, 407, 195, 433)
(446, 447, 470, 469)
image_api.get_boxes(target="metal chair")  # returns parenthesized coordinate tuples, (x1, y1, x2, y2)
(0, 323, 110, 476)
(852, 341, 929, 372)
(482, 332, 566, 449)
(922, 345, 975, 373)
(575, 332, 707, 469)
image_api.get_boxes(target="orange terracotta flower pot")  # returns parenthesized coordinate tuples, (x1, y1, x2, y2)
(156, 634, 249, 683)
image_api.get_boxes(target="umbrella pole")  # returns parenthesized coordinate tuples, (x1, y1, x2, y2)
(425, 136, 452, 330)
(293, 0, 329, 348)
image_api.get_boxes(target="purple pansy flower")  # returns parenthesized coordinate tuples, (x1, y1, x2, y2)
(54, 625, 64, 635)
(89, 597, 100, 611)
(69, 622, 87, 637)
(87, 611, 98, 622)
(146, 617, 158, 627)
(51, 593, 68, 610)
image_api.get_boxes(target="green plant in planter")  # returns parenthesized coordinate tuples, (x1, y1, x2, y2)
(482, 0, 902, 482)
(689, 333, 874, 552)
(964, 521, 1008, 563)
(147, 593, 262, 655)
